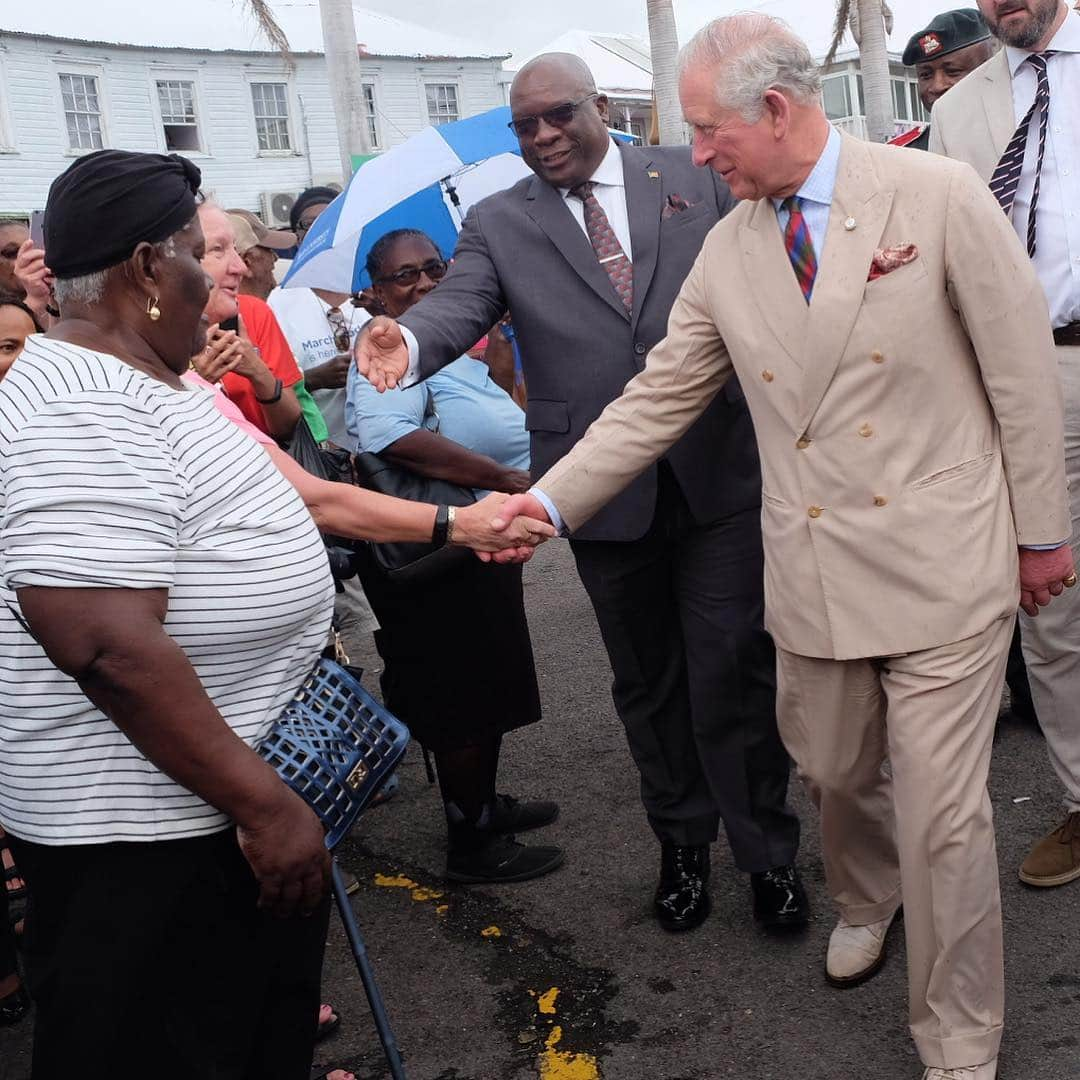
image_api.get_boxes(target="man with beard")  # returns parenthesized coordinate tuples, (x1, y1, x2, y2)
(932, 0, 1080, 890)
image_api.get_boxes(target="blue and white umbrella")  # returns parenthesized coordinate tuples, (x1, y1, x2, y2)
(282, 105, 635, 294)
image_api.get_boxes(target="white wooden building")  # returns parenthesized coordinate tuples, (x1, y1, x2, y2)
(0, 2, 509, 221)
(820, 48, 928, 142)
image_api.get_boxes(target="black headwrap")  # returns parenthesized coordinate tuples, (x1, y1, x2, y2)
(290, 186, 339, 231)
(44, 149, 202, 280)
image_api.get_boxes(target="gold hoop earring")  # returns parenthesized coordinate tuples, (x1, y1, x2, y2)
(146, 296, 161, 321)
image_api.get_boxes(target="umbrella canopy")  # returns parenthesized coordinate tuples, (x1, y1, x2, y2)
(282, 106, 636, 294)
(283, 107, 529, 293)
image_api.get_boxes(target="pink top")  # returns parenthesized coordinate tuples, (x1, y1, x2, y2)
(181, 370, 275, 447)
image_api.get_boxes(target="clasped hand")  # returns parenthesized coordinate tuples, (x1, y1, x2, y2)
(1019, 544, 1077, 616)
(454, 493, 555, 564)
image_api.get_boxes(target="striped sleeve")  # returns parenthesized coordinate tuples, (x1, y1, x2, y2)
(1, 393, 183, 589)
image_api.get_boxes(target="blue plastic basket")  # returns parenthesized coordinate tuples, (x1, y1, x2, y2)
(259, 659, 410, 850)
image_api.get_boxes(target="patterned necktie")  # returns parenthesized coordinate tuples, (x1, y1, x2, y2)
(989, 51, 1057, 257)
(570, 181, 633, 313)
(781, 196, 817, 303)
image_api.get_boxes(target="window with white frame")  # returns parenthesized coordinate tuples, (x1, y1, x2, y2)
(362, 83, 380, 149)
(156, 79, 201, 152)
(425, 84, 459, 126)
(251, 82, 292, 151)
(891, 79, 911, 121)
(908, 83, 928, 123)
(59, 72, 104, 151)
(822, 75, 853, 121)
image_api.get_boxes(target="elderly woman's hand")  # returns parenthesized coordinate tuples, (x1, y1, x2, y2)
(236, 790, 331, 918)
(452, 492, 556, 563)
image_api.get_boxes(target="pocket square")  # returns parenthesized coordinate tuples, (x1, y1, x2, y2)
(868, 244, 919, 281)
(662, 193, 696, 220)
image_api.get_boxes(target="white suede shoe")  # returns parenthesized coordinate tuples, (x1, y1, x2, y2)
(825, 906, 900, 987)
(922, 1059, 997, 1080)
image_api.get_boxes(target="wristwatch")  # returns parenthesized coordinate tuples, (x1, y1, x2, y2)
(432, 504, 451, 547)
(255, 377, 283, 404)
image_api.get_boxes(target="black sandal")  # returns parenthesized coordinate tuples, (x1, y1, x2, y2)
(1, 834, 26, 902)
(0, 984, 30, 1027)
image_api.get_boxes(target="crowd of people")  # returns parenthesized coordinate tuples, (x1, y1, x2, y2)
(0, 0, 1078, 1078)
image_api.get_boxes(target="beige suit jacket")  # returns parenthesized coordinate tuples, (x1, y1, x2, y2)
(538, 134, 1067, 661)
(928, 48, 1014, 178)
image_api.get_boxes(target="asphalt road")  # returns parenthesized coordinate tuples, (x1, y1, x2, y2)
(3, 540, 1079, 1080)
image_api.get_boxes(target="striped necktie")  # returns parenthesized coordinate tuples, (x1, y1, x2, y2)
(570, 181, 634, 313)
(989, 51, 1057, 257)
(781, 196, 817, 303)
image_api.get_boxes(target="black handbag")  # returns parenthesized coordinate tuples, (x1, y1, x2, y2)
(352, 388, 476, 584)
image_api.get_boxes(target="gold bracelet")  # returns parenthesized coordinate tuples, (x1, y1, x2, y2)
(446, 505, 457, 544)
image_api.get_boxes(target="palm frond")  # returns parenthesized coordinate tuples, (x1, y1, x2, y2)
(822, 0, 853, 70)
(243, 0, 294, 67)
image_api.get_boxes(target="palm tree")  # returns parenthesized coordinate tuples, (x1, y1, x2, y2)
(824, 0, 894, 143)
(245, 0, 372, 180)
(646, 0, 685, 145)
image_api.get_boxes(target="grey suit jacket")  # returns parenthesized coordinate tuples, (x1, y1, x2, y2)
(400, 139, 760, 542)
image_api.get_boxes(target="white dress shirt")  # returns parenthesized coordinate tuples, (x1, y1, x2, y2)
(1006, 8, 1080, 328)
(400, 138, 631, 388)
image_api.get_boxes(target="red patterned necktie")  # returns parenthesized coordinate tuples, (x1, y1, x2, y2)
(570, 181, 633, 313)
(781, 196, 817, 303)
(989, 51, 1057, 257)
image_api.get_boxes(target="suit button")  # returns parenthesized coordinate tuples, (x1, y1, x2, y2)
(871, 350, 885, 364)
(796, 437, 811, 449)
(634, 342, 646, 356)
(858, 423, 873, 438)
(808, 505, 823, 519)
(762, 369, 775, 382)
(873, 495, 888, 507)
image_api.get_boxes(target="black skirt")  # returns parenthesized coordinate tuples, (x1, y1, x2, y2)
(353, 547, 541, 752)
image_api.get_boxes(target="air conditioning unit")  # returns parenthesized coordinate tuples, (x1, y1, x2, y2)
(261, 190, 296, 228)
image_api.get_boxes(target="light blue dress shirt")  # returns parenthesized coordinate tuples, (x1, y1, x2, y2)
(346, 355, 529, 498)
(770, 125, 842, 265)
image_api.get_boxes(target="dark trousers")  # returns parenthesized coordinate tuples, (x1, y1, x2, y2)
(8, 829, 330, 1080)
(0, 866, 15, 981)
(570, 465, 800, 871)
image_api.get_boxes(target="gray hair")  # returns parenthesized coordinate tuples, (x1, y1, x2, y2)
(678, 13, 822, 123)
(53, 269, 110, 306)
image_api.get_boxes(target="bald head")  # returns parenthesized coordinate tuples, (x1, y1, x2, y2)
(510, 52, 597, 104)
(508, 52, 611, 190)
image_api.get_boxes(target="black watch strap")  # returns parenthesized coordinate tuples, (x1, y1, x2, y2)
(431, 504, 450, 547)
(255, 377, 284, 404)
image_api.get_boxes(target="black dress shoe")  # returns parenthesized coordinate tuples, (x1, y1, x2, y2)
(0, 984, 30, 1028)
(489, 793, 560, 834)
(654, 843, 711, 932)
(751, 865, 809, 929)
(446, 834, 565, 884)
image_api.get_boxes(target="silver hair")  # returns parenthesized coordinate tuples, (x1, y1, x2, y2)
(53, 269, 110, 306)
(678, 13, 822, 124)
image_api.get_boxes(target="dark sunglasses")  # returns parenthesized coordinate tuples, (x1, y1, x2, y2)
(377, 258, 448, 287)
(507, 94, 598, 138)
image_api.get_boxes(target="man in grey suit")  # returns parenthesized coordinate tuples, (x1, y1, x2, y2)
(358, 53, 804, 931)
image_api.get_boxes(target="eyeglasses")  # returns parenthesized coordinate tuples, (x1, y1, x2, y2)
(507, 94, 598, 138)
(377, 258, 448, 287)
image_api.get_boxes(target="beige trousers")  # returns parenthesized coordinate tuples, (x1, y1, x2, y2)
(1019, 344, 1080, 813)
(777, 616, 1012, 1070)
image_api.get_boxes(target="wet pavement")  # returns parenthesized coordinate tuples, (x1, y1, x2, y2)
(3, 542, 1079, 1079)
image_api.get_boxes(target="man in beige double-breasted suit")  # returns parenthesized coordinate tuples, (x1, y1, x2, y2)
(476, 14, 1072, 1080)
(930, 0, 1080, 891)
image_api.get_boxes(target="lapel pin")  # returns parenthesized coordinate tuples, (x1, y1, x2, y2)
(844, 217, 857, 232)
(648, 170, 660, 179)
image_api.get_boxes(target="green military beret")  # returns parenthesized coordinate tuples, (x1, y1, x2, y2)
(902, 8, 991, 66)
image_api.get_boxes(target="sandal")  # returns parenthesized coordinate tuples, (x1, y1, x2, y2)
(316, 1002, 340, 1042)
(310, 1069, 354, 1080)
(1, 831, 26, 901)
(0, 984, 30, 1027)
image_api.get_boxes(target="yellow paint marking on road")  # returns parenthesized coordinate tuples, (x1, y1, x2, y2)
(435, 904, 449, 915)
(538, 987, 560, 1015)
(410, 886, 444, 902)
(373, 873, 418, 890)
(480, 925, 502, 938)
(539, 1024, 600, 1080)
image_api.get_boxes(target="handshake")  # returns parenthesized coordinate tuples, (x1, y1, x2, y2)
(451, 492, 556, 565)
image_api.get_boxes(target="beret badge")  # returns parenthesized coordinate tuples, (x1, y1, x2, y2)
(920, 33, 943, 56)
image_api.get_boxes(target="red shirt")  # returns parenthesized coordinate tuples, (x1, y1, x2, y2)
(223, 295, 304, 433)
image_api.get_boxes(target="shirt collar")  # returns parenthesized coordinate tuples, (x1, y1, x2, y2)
(560, 137, 625, 198)
(770, 124, 842, 213)
(1006, 8, 1080, 76)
